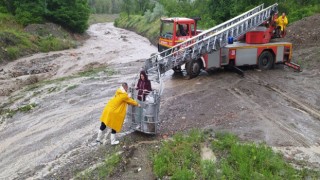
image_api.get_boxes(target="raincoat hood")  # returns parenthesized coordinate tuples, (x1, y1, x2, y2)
(117, 86, 127, 94)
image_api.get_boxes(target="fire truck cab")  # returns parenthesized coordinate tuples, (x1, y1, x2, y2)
(158, 17, 201, 53)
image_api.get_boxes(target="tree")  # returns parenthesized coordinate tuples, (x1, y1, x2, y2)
(144, 2, 166, 22)
(0, 0, 15, 13)
(13, 0, 45, 25)
(135, 0, 150, 15)
(111, 0, 120, 14)
(45, 0, 90, 33)
(121, 0, 133, 18)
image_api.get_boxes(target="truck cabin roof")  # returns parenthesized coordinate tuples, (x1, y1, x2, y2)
(161, 17, 195, 24)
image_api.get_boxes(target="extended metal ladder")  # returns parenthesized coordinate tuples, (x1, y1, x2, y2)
(145, 3, 278, 82)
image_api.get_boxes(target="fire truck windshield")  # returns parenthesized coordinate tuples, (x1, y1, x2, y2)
(160, 21, 174, 39)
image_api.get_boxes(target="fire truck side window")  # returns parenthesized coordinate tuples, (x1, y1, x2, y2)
(177, 24, 188, 36)
(160, 22, 173, 39)
(191, 24, 195, 35)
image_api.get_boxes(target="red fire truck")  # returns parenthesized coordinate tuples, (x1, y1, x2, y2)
(133, 4, 301, 135)
(157, 5, 300, 78)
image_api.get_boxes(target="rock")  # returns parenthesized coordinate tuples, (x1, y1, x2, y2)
(134, 167, 141, 173)
(68, 99, 78, 104)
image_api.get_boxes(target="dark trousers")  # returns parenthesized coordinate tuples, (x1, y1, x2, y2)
(100, 122, 116, 134)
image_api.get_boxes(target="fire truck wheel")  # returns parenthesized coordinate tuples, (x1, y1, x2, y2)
(186, 59, 202, 78)
(258, 51, 274, 70)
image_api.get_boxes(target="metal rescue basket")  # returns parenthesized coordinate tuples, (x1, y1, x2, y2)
(127, 67, 163, 134)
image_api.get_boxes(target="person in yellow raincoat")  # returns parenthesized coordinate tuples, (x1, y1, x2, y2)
(96, 83, 140, 145)
(275, 12, 288, 37)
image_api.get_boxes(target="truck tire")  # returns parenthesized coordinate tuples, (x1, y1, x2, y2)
(258, 51, 274, 70)
(186, 59, 202, 78)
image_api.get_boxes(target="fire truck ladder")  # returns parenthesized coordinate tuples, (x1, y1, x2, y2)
(145, 3, 278, 82)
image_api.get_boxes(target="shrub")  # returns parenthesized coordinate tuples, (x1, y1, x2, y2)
(14, 2, 44, 26)
(38, 35, 75, 52)
(289, 5, 318, 23)
(0, 6, 8, 13)
(46, 0, 90, 33)
(6, 46, 19, 60)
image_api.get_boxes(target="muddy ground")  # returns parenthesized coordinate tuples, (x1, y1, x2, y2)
(1, 15, 320, 179)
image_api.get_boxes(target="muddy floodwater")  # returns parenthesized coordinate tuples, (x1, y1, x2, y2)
(0, 22, 320, 179)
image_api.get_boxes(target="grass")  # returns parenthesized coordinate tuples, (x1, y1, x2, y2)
(77, 66, 117, 77)
(152, 129, 205, 178)
(0, 30, 38, 62)
(47, 86, 60, 93)
(6, 46, 19, 60)
(23, 66, 116, 93)
(32, 91, 42, 97)
(18, 103, 37, 112)
(213, 132, 296, 179)
(296, 59, 306, 69)
(0, 13, 22, 31)
(114, 14, 160, 46)
(24, 83, 43, 92)
(152, 130, 320, 179)
(0, 103, 37, 118)
(8, 95, 24, 104)
(76, 152, 121, 179)
(88, 14, 119, 25)
(37, 35, 77, 52)
(66, 84, 78, 91)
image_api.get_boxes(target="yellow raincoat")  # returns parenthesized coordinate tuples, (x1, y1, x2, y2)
(276, 15, 288, 31)
(100, 86, 138, 132)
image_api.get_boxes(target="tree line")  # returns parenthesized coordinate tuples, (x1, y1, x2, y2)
(120, 0, 320, 28)
(0, 0, 319, 33)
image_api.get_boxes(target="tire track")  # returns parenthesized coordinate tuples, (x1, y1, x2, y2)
(227, 87, 311, 147)
(245, 73, 320, 120)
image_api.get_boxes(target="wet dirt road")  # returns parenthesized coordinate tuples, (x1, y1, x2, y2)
(0, 22, 320, 179)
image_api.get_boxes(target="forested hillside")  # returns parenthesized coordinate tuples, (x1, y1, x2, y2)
(115, 0, 320, 45)
(0, 0, 91, 63)
(158, 0, 320, 28)
(0, 0, 319, 62)
(0, 0, 90, 33)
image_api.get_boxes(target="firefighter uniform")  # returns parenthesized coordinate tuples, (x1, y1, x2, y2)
(276, 14, 288, 31)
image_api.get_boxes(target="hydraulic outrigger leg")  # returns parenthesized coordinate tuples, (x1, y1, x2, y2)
(230, 66, 244, 77)
(285, 62, 301, 72)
